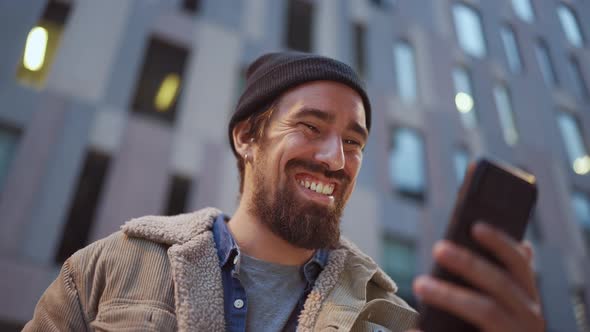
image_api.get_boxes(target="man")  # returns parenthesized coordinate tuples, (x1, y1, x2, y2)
(25, 52, 544, 331)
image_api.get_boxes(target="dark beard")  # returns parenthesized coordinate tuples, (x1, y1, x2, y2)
(249, 158, 348, 250)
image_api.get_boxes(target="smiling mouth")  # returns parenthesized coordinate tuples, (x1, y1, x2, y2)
(297, 179, 334, 196)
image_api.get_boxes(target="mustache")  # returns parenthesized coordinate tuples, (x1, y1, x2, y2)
(286, 159, 351, 183)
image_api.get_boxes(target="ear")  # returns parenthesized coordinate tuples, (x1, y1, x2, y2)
(232, 120, 255, 160)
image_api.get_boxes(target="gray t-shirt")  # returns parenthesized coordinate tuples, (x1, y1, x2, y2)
(238, 254, 307, 332)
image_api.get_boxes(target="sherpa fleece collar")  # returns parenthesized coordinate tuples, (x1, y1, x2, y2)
(121, 207, 398, 331)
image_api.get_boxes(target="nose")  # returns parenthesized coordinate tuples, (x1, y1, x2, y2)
(314, 134, 345, 171)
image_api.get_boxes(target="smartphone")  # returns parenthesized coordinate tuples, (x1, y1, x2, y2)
(418, 158, 538, 332)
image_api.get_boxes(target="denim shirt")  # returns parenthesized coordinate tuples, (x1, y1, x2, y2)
(212, 214, 329, 332)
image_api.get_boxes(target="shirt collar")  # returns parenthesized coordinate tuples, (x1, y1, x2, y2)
(212, 213, 329, 282)
(212, 214, 239, 268)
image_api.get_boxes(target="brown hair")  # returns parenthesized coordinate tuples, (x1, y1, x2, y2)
(235, 100, 279, 194)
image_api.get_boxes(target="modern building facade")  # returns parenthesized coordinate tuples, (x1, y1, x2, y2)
(0, 0, 589, 330)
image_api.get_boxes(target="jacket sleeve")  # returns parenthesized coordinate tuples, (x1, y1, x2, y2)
(22, 259, 88, 331)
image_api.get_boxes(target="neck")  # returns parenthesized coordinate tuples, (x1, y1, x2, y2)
(228, 203, 314, 266)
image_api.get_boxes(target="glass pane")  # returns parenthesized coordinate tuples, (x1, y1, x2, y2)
(572, 192, 590, 229)
(389, 128, 426, 197)
(0, 129, 20, 191)
(394, 41, 417, 103)
(557, 5, 584, 48)
(453, 149, 470, 185)
(500, 26, 523, 73)
(568, 57, 589, 100)
(382, 238, 416, 293)
(557, 113, 589, 174)
(511, 0, 535, 22)
(493, 85, 519, 145)
(535, 41, 558, 87)
(452, 4, 487, 58)
(452, 67, 477, 129)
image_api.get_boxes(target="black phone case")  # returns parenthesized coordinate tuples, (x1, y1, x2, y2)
(418, 158, 538, 332)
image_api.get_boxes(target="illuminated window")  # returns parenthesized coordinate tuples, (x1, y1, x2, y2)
(382, 236, 416, 307)
(56, 150, 111, 263)
(511, 0, 535, 22)
(353, 22, 366, 77)
(285, 0, 313, 52)
(131, 37, 188, 124)
(535, 40, 558, 87)
(557, 5, 584, 48)
(500, 25, 523, 74)
(568, 56, 589, 100)
(164, 175, 193, 216)
(389, 128, 427, 201)
(452, 3, 487, 58)
(493, 84, 519, 146)
(16, 0, 72, 88)
(557, 112, 590, 175)
(0, 125, 20, 192)
(393, 41, 417, 103)
(453, 148, 470, 185)
(452, 66, 477, 129)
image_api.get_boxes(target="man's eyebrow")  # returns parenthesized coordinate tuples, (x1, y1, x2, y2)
(293, 107, 336, 123)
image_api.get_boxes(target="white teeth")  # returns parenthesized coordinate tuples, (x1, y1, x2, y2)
(297, 179, 334, 196)
(315, 183, 324, 194)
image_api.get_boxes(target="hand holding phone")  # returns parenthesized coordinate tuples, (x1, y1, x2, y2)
(417, 158, 543, 332)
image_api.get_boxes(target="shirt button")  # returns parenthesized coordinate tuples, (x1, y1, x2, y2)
(233, 299, 244, 309)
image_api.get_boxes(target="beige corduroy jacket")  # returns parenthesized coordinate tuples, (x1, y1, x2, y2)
(24, 207, 418, 332)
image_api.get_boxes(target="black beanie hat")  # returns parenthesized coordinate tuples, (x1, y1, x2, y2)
(228, 51, 371, 156)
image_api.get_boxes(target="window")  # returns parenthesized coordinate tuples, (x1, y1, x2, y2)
(493, 84, 519, 146)
(557, 5, 584, 48)
(452, 66, 477, 129)
(353, 22, 366, 78)
(453, 148, 470, 185)
(500, 25, 523, 74)
(571, 287, 590, 332)
(182, 0, 201, 13)
(370, 0, 396, 8)
(0, 125, 20, 192)
(511, 0, 535, 22)
(393, 41, 418, 103)
(131, 37, 188, 124)
(56, 150, 111, 263)
(164, 174, 193, 216)
(382, 236, 417, 306)
(571, 191, 590, 252)
(285, 0, 313, 52)
(16, 0, 72, 88)
(568, 56, 589, 100)
(452, 3, 487, 58)
(557, 112, 590, 175)
(389, 128, 427, 200)
(535, 40, 558, 87)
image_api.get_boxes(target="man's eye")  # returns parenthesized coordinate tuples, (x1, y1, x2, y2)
(344, 139, 361, 146)
(302, 123, 319, 133)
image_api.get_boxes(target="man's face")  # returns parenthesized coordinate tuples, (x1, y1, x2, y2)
(246, 81, 368, 249)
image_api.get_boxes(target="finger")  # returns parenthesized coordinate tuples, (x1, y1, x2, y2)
(472, 222, 539, 300)
(433, 240, 541, 323)
(414, 275, 512, 332)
